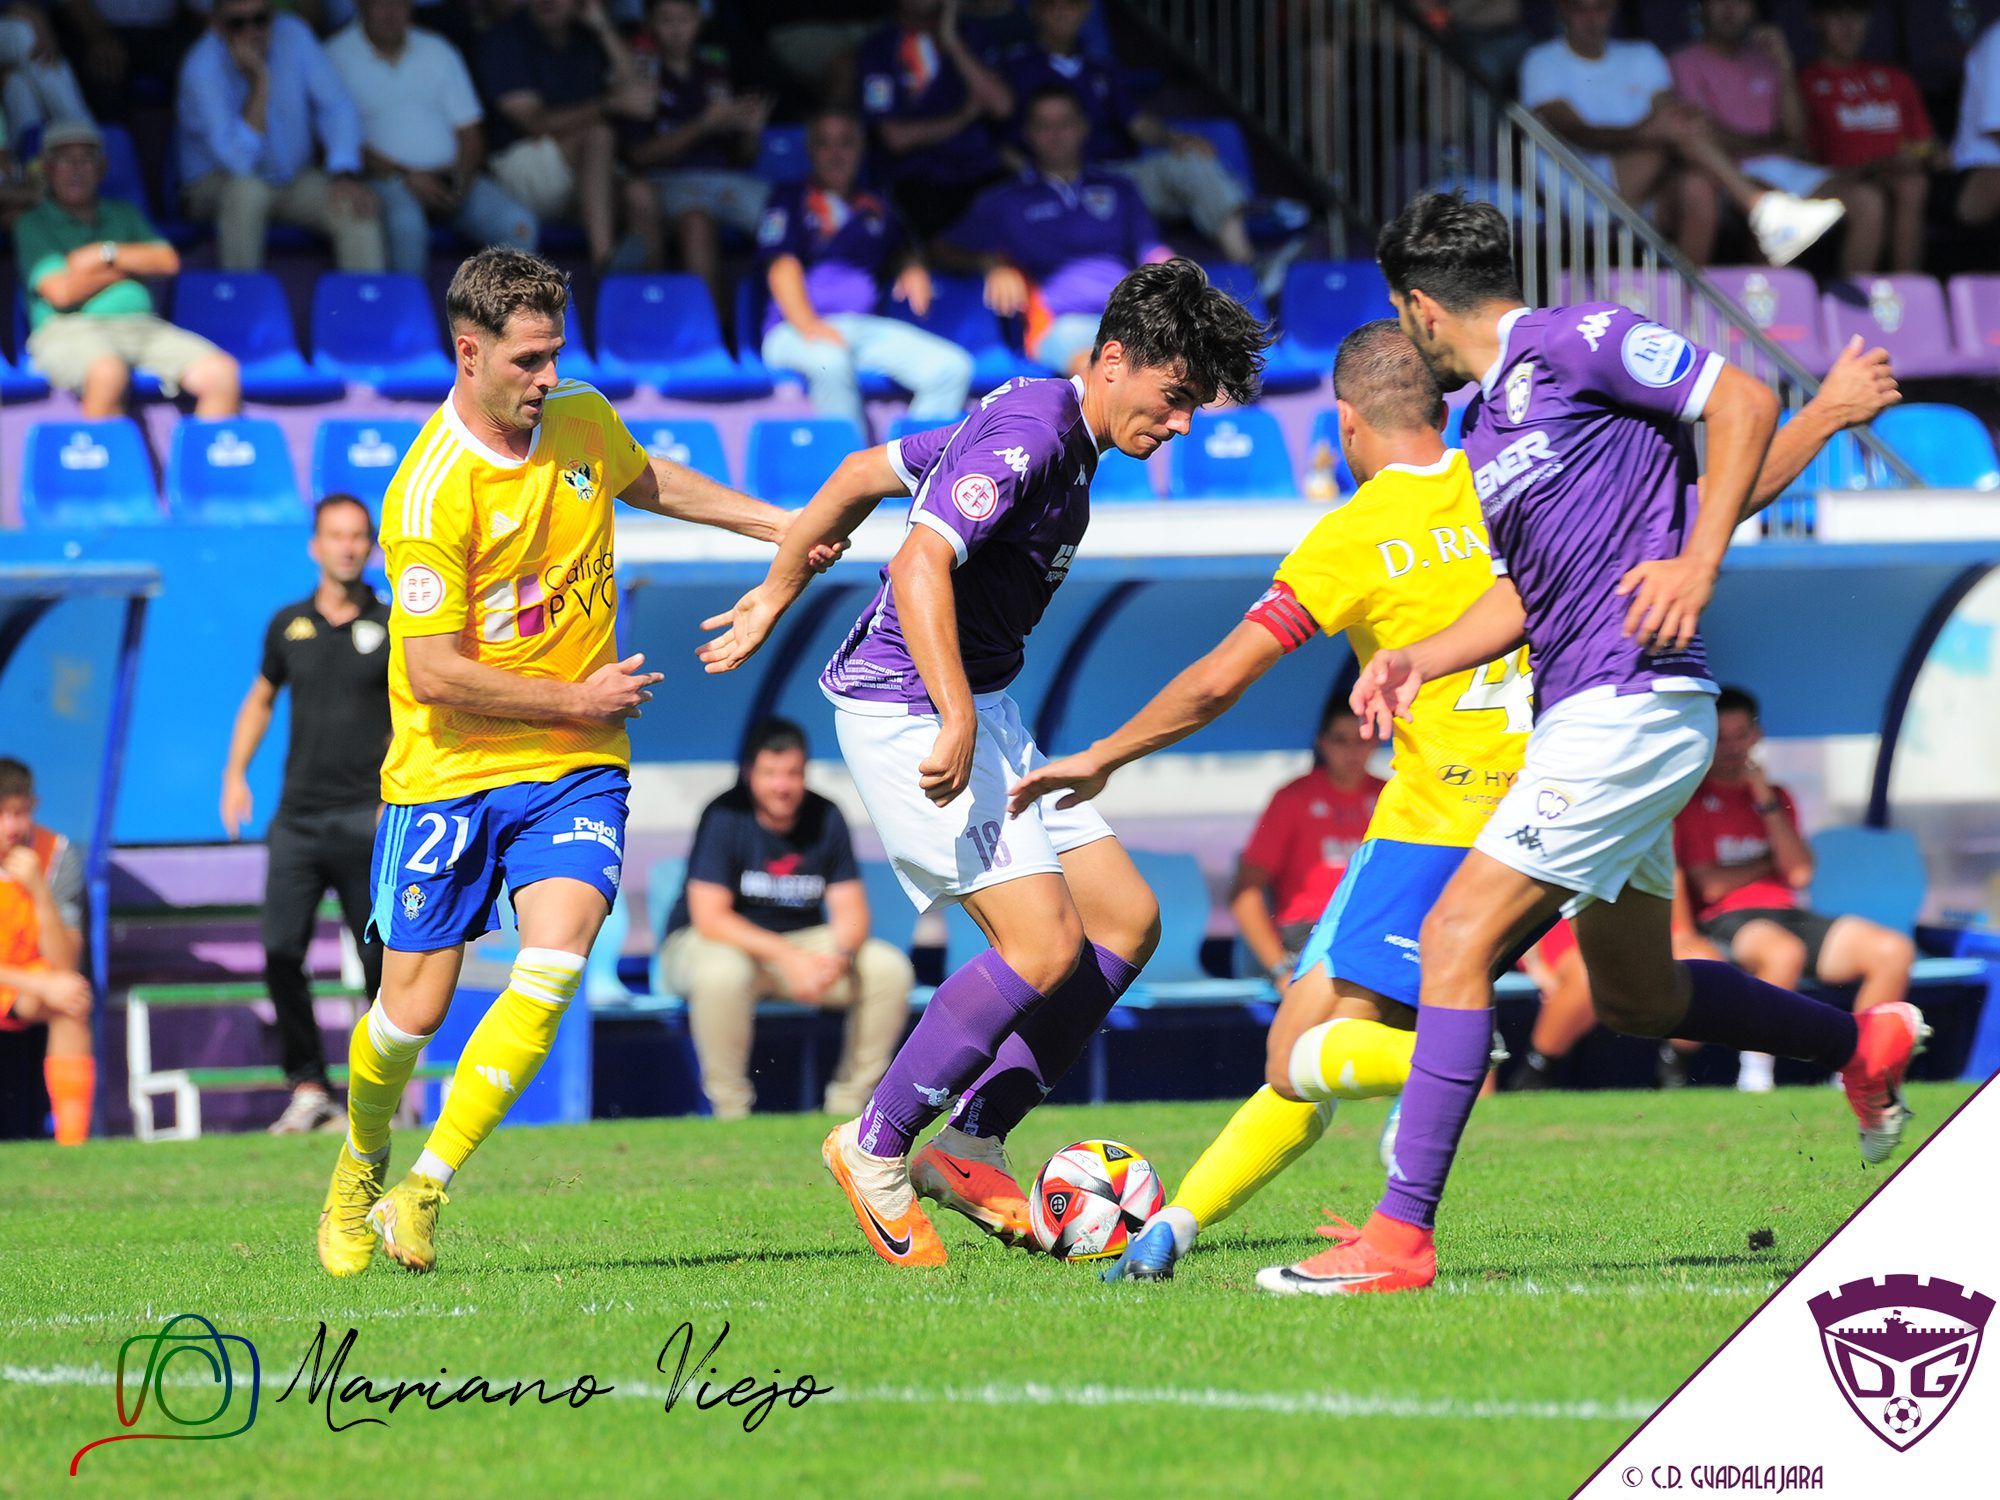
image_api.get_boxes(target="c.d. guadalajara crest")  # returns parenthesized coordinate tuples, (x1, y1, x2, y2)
(1809, 1274, 1992, 1451)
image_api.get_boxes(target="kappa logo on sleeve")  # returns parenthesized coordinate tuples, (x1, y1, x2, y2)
(952, 473, 1000, 520)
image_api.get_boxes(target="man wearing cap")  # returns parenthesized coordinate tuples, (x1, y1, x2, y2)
(11, 119, 241, 416)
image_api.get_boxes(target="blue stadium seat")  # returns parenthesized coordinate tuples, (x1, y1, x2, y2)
(860, 860, 922, 958)
(166, 417, 305, 524)
(1307, 407, 1356, 495)
(1171, 407, 1296, 500)
(755, 125, 810, 184)
(21, 419, 163, 528)
(885, 272, 1025, 393)
(548, 284, 635, 400)
(170, 271, 346, 402)
(737, 274, 900, 399)
(596, 274, 772, 400)
(1866, 405, 2000, 491)
(98, 125, 151, 216)
(623, 418, 732, 489)
(1202, 263, 1322, 395)
(646, 856, 689, 997)
(1809, 826, 1928, 934)
(310, 273, 455, 400)
(312, 418, 423, 512)
(1278, 259, 1392, 357)
(0, 348, 49, 402)
(888, 414, 960, 445)
(1093, 446, 1159, 501)
(746, 417, 863, 505)
(1127, 850, 1213, 984)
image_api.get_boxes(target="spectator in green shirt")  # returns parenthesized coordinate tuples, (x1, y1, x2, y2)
(15, 120, 241, 416)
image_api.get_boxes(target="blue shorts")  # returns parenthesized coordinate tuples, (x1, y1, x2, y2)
(368, 764, 630, 951)
(1291, 838, 1468, 1008)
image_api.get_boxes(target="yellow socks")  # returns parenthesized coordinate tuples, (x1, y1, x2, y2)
(1286, 1017, 1416, 1102)
(1170, 1086, 1333, 1231)
(43, 1054, 94, 1145)
(416, 948, 583, 1185)
(346, 1000, 428, 1158)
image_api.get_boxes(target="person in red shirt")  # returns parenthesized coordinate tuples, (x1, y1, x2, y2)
(1675, 685, 1916, 1028)
(1231, 702, 1383, 988)
(1797, 0, 1934, 272)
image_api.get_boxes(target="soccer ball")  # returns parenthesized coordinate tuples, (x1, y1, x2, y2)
(1028, 1139, 1164, 1260)
(1882, 1397, 1922, 1435)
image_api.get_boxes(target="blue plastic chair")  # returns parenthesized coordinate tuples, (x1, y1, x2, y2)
(1809, 826, 1928, 934)
(1170, 407, 1297, 500)
(623, 418, 733, 490)
(885, 272, 1026, 393)
(545, 283, 635, 400)
(1864, 404, 2000, 490)
(1127, 850, 1213, 984)
(755, 125, 810, 185)
(0, 348, 49, 402)
(21, 419, 163, 528)
(166, 417, 305, 524)
(1307, 407, 1356, 495)
(171, 271, 346, 402)
(1092, 446, 1159, 501)
(1278, 259, 1392, 356)
(1202, 263, 1322, 395)
(595, 274, 772, 399)
(746, 417, 865, 505)
(645, 856, 690, 998)
(310, 273, 455, 400)
(311, 418, 423, 512)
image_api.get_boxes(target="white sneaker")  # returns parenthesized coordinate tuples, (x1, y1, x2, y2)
(1737, 1051, 1777, 1094)
(270, 1086, 341, 1135)
(1748, 192, 1844, 267)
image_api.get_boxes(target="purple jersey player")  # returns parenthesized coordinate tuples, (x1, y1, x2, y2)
(1295, 193, 1926, 1297)
(699, 259, 1270, 1268)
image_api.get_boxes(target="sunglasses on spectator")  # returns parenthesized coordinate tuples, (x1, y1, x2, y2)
(223, 10, 273, 31)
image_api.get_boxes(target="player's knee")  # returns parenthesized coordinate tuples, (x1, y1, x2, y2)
(1866, 926, 1916, 977)
(995, 919, 1085, 995)
(1419, 902, 1496, 979)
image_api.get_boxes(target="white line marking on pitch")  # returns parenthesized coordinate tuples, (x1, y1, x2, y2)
(3, 1364, 1652, 1422)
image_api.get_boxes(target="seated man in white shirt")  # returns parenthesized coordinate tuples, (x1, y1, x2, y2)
(1955, 18, 2000, 231)
(1520, 0, 1842, 266)
(327, 0, 538, 274)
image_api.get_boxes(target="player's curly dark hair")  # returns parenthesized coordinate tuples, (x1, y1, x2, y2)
(445, 247, 571, 339)
(1092, 259, 1271, 407)
(1376, 192, 1522, 314)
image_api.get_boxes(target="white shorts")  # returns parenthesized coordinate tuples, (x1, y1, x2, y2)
(1472, 686, 1717, 906)
(832, 691, 1116, 913)
(1741, 155, 1832, 199)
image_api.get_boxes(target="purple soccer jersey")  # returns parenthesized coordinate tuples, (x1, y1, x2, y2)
(947, 170, 1164, 319)
(1460, 302, 1726, 711)
(822, 376, 1097, 712)
(755, 182, 907, 334)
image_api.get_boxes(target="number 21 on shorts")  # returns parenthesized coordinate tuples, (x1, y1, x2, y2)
(406, 812, 470, 875)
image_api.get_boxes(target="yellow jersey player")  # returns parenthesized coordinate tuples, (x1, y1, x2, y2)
(316, 247, 825, 1277)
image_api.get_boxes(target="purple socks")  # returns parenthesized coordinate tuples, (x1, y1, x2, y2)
(951, 942, 1143, 1140)
(1377, 1004, 1494, 1231)
(1675, 959, 1858, 1071)
(856, 949, 1046, 1157)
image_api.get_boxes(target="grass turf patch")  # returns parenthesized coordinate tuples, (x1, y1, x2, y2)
(0, 1082, 1970, 1498)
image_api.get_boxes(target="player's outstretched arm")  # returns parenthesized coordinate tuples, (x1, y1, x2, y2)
(619, 455, 793, 541)
(1735, 336, 1899, 520)
(1350, 580, 1529, 740)
(1006, 622, 1283, 816)
(1619, 362, 1778, 650)
(698, 446, 906, 673)
(403, 634, 664, 724)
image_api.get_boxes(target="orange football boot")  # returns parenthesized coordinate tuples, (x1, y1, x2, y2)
(1254, 1210, 1437, 1296)
(822, 1120, 947, 1268)
(913, 1125, 1033, 1246)
(1841, 1001, 1929, 1165)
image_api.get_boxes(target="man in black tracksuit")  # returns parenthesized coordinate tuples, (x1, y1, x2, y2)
(221, 494, 392, 1133)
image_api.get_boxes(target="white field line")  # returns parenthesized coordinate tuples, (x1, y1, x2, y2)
(1, 1364, 1652, 1423)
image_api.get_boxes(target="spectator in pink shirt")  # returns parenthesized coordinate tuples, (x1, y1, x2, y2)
(1670, 0, 1881, 273)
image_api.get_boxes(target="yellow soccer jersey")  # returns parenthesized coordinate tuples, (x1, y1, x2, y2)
(378, 380, 650, 804)
(1271, 450, 1531, 848)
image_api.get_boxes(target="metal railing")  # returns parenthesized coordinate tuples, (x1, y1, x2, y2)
(1129, 0, 1922, 503)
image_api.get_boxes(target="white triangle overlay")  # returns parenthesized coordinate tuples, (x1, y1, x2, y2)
(1576, 1077, 1999, 1499)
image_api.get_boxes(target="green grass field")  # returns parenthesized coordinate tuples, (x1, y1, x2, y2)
(0, 1083, 1969, 1499)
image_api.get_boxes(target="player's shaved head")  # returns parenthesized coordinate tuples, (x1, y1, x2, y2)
(1377, 192, 1522, 314)
(1093, 259, 1270, 407)
(446, 247, 570, 339)
(1334, 320, 1445, 435)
